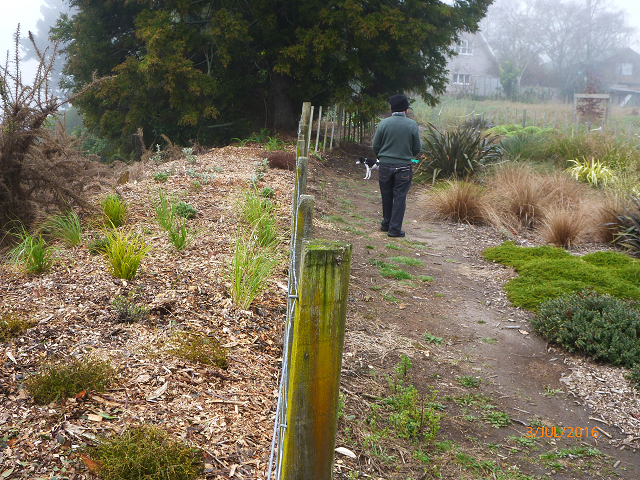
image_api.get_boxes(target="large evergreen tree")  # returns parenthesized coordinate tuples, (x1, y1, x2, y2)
(55, 0, 492, 150)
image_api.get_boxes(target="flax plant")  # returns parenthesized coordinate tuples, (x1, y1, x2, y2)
(102, 228, 150, 280)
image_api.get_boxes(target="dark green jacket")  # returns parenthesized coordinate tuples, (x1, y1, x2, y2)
(372, 113, 421, 165)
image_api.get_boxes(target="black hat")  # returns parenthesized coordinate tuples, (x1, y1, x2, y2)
(390, 94, 409, 112)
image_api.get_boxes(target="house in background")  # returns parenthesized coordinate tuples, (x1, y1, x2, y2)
(445, 31, 501, 97)
(593, 47, 640, 106)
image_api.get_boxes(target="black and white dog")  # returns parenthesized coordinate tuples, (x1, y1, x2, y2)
(356, 157, 379, 180)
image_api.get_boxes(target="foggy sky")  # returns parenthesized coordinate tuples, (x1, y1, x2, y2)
(2, 0, 640, 78)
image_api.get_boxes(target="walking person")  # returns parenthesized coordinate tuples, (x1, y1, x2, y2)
(372, 94, 422, 238)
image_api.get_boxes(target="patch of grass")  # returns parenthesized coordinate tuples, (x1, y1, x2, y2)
(453, 393, 492, 407)
(418, 275, 434, 282)
(424, 332, 444, 345)
(102, 228, 150, 280)
(382, 292, 400, 302)
(167, 218, 198, 251)
(6, 229, 55, 273)
(481, 337, 496, 344)
(322, 214, 346, 223)
(338, 198, 353, 209)
(0, 312, 35, 342)
(341, 225, 365, 235)
(112, 291, 149, 323)
(365, 244, 375, 250)
(379, 264, 412, 280)
(89, 425, 203, 480)
(101, 193, 128, 228)
(457, 375, 480, 388)
(385, 243, 402, 250)
(482, 242, 640, 310)
(389, 256, 423, 267)
(532, 290, 640, 369)
(42, 210, 83, 247)
(88, 235, 110, 255)
(507, 435, 537, 449)
(166, 331, 228, 369)
(24, 357, 114, 404)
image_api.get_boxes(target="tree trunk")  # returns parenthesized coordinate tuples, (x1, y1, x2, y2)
(267, 72, 299, 131)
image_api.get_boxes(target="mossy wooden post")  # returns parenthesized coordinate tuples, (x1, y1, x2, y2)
(281, 240, 352, 480)
(335, 104, 344, 147)
(294, 195, 314, 280)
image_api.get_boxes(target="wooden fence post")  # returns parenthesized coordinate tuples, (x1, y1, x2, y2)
(315, 106, 323, 152)
(281, 240, 352, 480)
(294, 195, 314, 279)
(334, 105, 344, 148)
(522, 110, 526, 128)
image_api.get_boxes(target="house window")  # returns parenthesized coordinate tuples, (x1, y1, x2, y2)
(617, 62, 633, 76)
(452, 73, 471, 85)
(454, 40, 474, 55)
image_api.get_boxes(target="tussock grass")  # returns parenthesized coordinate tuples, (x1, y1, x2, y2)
(540, 205, 587, 248)
(25, 357, 114, 404)
(7, 228, 56, 273)
(421, 181, 489, 224)
(89, 425, 203, 480)
(101, 193, 128, 228)
(483, 242, 640, 310)
(166, 331, 228, 369)
(42, 210, 82, 247)
(112, 292, 149, 323)
(102, 228, 150, 280)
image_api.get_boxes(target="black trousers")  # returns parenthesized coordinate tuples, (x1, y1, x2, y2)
(378, 164, 412, 234)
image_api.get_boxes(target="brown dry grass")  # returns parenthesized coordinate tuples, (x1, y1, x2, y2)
(539, 205, 587, 247)
(420, 181, 489, 224)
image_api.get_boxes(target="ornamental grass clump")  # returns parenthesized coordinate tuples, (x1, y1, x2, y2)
(41, 210, 83, 247)
(24, 357, 114, 404)
(101, 193, 128, 228)
(422, 180, 489, 224)
(102, 228, 150, 280)
(6, 228, 55, 273)
(88, 425, 203, 480)
(532, 290, 640, 368)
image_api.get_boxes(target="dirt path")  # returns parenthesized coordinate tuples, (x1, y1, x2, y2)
(308, 148, 640, 479)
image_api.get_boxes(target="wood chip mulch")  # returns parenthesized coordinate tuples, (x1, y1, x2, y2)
(1, 145, 294, 479)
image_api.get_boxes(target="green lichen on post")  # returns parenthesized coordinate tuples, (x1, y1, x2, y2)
(281, 240, 352, 480)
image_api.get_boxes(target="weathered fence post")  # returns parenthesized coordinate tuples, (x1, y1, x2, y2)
(294, 195, 314, 279)
(307, 106, 315, 153)
(315, 106, 323, 152)
(281, 240, 352, 480)
(334, 104, 344, 148)
(522, 110, 526, 128)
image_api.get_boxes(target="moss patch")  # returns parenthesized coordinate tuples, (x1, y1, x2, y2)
(482, 242, 640, 310)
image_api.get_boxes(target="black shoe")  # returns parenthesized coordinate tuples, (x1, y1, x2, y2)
(387, 230, 405, 238)
(380, 226, 389, 232)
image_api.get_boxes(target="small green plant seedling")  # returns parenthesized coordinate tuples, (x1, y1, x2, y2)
(7, 229, 55, 273)
(418, 275, 434, 282)
(174, 201, 196, 219)
(457, 375, 480, 388)
(153, 171, 169, 183)
(424, 332, 444, 345)
(260, 187, 275, 198)
(481, 337, 496, 344)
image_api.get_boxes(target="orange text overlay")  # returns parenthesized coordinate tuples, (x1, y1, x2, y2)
(525, 426, 599, 439)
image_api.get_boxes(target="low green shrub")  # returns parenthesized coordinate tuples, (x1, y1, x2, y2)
(42, 210, 83, 247)
(153, 171, 169, 183)
(112, 292, 149, 323)
(532, 290, 640, 368)
(89, 425, 203, 480)
(25, 357, 114, 404)
(482, 242, 640, 310)
(174, 201, 196, 219)
(0, 312, 36, 342)
(260, 187, 275, 198)
(166, 331, 228, 369)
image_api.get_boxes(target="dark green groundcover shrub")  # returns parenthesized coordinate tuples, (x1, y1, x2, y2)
(532, 290, 640, 368)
